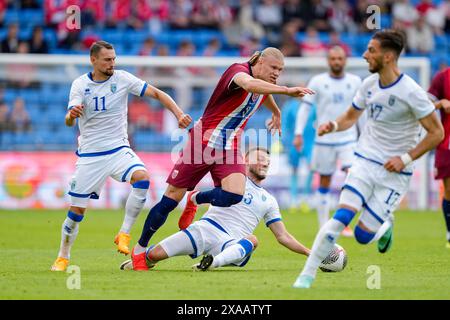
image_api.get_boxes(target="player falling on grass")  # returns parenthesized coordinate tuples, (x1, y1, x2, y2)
(131, 47, 315, 270)
(294, 46, 362, 236)
(50, 41, 192, 271)
(293, 29, 444, 288)
(428, 67, 450, 249)
(121, 147, 335, 271)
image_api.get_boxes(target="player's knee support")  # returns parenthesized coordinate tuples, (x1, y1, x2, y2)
(354, 225, 375, 244)
(211, 189, 243, 207)
(237, 238, 254, 256)
(132, 180, 150, 190)
(332, 208, 355, 226)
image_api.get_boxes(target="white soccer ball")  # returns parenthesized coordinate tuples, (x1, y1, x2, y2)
(319, 244, 348, 272)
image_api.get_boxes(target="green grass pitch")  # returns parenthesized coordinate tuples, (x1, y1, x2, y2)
(0, 208, 449, 300)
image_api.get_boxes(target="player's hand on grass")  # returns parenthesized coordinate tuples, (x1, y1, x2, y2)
(69, 105, 84, 119)
(384, 156, 405, 173)
(267, 113, 281, 136)
(317, 121, 337, 136)
(177, 113, 192, 129)
(286, 87, 315, 98)
(293, 134, 303, 151)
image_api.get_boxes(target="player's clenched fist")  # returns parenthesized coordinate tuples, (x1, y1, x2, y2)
(384, 156, 405, 173)
(317, 121, 338, 136)
(69, 105, 84, 119)
(177, 113, 192, 129)
(286, 87, 315, 98)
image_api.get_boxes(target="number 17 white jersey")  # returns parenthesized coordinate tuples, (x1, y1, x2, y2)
(67, 70, 147, 155)
(352, 73, 435, 173)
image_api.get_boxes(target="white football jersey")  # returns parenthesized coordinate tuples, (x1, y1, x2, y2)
(202, 178, 281, 239)
(296, 72, 362, 145)
(67, 70, 147, 155)
(352, 73, 435, 173)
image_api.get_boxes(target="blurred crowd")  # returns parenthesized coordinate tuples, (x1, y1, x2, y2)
(0, 0, 449, 57)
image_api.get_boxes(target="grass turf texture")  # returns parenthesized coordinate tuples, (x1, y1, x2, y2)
(0, 208, 449, 300)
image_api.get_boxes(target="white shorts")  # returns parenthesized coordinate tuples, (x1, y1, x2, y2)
(339, 156, 411, 231)
(69, 147, 146, 207)
(311, 142, 355, 176)
(160, 219, 251, 267)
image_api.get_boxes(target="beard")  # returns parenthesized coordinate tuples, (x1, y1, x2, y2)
(368, 60, 382, 73)
(330, 65, 343, 75)
(249, 167, 267, 181)
(101, 68, 114, 76)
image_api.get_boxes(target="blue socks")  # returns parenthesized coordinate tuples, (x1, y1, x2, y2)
(138, 195, 178, 247)
(195, 187, 243, 207)
(443, 199, 450, 237)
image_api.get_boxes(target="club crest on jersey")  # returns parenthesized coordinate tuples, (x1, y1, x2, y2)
(84, 88, 91, 95)
(388, 95, 396, 106)
(171, 170, 179, 179)
(111, 83, 117, 93)
(251, 93, 260, 102)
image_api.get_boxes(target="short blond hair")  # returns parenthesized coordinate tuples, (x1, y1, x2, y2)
(248, 47, 284, 66)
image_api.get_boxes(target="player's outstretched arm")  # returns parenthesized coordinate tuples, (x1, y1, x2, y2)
(65, 105, 83, 127)
(143, 84, 192, 129)
(317, 105, 363, 136)
(269, 221, 310, 256)
(434, 99, 450, 113)
(384, 112, 444, 173)
(233, 72, 314, 97)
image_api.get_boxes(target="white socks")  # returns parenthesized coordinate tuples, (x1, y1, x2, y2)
(120, 187, 147, 234)
(58, 216, 81, 259)
(317, 190, 330, 229)
(301, 219, 344, 278)
(212, 243, 248, 268)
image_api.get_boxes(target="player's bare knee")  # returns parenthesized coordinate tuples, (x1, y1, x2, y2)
(164, 185, 186, 203)
(130, 170, 149, 185)
(69, 206, 85, 215)
(246, 235, 258, 249)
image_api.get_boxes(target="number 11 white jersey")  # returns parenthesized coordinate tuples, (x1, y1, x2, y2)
(67, 70, 147, 155)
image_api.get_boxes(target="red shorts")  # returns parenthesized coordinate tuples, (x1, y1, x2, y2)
(434, 148, 450, 179)
(166, 135, 246, 191)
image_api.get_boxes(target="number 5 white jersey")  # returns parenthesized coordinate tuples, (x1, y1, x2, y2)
(67, 70, 147, 155)
(352, 73, 435, 174)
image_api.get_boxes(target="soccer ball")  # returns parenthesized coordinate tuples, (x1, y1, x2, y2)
(319, 244, 348, 272)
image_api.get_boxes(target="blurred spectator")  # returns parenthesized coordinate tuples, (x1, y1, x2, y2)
(353, 0, 372, 33)
(136, 0, 169, 34)
(239, 36, 261, 57)
(82, 0, 106, 27)
(416, 0, 434, 17)
(169, 0, 193, 29)
(279, 22, 300, 57)
(0, 101, 11, 134)
(1, 23, 20, 53)
(299, 26, 327, 57)
(203, 38, 221, 57)
(215, 0, 234, 30)
(81, 34, 100, 50)
(282, 0, 305, 30)
(139, 37, 156, 56)
(393, 0, 419, 30)
(255, 0, 283, 45)
(425, 3, 446, 34)
(28, 26, 49, 54)
(10, 97, 31, 133)
(191, 0, 219, 29)
(406, 16, 435, 54)
(155, 44, 175, 76)
(327, 31, 351, 56)
(311, 0, 331, 32)
(177, 40, 202, 75)
(105, 0, 132, 29)
(223, 0, 264, 46)
(328, 0, 357, 34)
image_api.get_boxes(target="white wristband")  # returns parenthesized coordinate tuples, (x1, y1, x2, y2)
(400, 153, 413, 166)
(331, 121, 338, 132)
